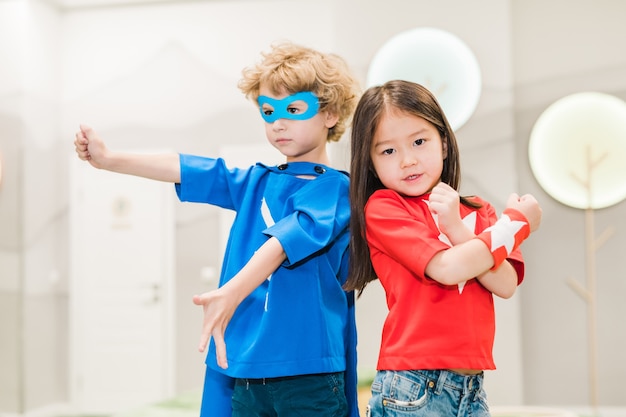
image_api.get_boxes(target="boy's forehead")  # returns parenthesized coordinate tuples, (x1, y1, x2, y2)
(258, 84, 291, 99)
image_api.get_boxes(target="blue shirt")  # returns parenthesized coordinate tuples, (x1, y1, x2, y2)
(175, 155, 357, 416)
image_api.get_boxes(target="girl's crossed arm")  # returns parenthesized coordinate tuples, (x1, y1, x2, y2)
(427, 184, 541, 297)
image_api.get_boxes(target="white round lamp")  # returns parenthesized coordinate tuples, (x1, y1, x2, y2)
(367, 27, 482, 131)
(529, 92, 626, 209)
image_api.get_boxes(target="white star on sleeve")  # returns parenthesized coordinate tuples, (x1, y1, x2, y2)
(484, 214, 526, 254)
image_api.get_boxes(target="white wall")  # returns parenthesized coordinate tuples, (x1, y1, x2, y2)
(511, 0, 626, 407)
(0, 0, 66, 414)
(0, 5, 25, 412)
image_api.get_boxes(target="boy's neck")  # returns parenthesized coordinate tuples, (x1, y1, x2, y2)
(285, 152, 331, 167)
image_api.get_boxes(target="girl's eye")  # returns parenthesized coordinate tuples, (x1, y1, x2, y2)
(382, 148, 395, 155)
(414, 138, 425, 146)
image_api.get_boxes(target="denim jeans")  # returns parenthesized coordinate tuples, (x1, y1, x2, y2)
(366, 370, 490, 417)
(232, 372, 347, 417)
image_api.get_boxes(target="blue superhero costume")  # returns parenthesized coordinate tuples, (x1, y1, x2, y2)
(175, 155, 358, 417)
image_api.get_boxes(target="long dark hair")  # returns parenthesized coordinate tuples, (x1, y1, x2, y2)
(343, 80, 479, 294)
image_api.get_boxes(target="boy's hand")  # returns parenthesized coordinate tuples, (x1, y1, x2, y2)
(505, 193, 542, 232)
(74, 124, 108, 169)
(192, 288, 238, 369)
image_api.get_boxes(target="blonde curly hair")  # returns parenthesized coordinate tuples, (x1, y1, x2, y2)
(238, 41, 361, 143)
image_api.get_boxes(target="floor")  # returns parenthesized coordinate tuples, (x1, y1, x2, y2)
(49, 389, 626, 417)
(106, 388, 371, 417)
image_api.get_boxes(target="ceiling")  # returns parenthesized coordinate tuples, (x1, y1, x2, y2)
(43, 0, 211, 11)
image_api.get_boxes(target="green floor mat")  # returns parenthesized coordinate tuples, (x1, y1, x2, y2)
(112, 390, 201, 417)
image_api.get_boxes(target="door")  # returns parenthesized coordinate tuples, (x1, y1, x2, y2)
(69, 155, 174, 414)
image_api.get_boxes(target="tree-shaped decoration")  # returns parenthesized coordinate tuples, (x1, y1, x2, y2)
(528, 92, 626, 414)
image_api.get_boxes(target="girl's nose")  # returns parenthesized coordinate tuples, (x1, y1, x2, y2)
(400, 152, 418, 168)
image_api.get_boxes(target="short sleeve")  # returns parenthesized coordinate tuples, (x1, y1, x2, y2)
(263, 172, 350, 266)
(365, 190, 450, 279)
(175, 154, 252, 209)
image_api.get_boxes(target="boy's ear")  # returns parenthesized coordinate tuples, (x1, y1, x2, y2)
(324, 112, 339, 129)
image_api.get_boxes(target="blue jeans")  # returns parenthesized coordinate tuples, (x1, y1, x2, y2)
(232, 372, 347, 417)
(366, 370, 490, 417)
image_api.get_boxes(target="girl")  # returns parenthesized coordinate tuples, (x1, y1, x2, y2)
(344, 80, 542, 416)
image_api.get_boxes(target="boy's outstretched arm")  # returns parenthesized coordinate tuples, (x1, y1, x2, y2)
(74, 124, 181, 183)
(192, 236, 287, 369)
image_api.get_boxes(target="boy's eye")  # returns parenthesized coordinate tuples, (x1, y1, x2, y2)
(286, 99, 314, 115)
(263, 108, 274, 116)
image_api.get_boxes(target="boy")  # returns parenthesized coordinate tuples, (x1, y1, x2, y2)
(74, 41, 361, 417)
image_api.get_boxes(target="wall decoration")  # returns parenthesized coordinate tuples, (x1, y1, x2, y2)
(529, 92, 626, 210)
(366, 27, 482, 131)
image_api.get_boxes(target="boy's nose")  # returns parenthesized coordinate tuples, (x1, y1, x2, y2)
(272, 119, 286, 130)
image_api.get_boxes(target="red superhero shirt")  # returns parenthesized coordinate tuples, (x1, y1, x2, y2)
(365, 189, 525, 371)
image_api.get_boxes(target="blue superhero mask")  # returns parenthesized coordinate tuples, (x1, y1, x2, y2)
(257, 91, 320, 123)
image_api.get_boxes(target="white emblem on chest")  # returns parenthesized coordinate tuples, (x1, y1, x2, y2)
(260, 198, 276, 310)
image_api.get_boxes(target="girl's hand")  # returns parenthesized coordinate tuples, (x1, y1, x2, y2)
(192, 288, 238, 369)
(429, 183, 466, 243)
(74, 124, 108, 169)
(505, 193, 542, 232)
